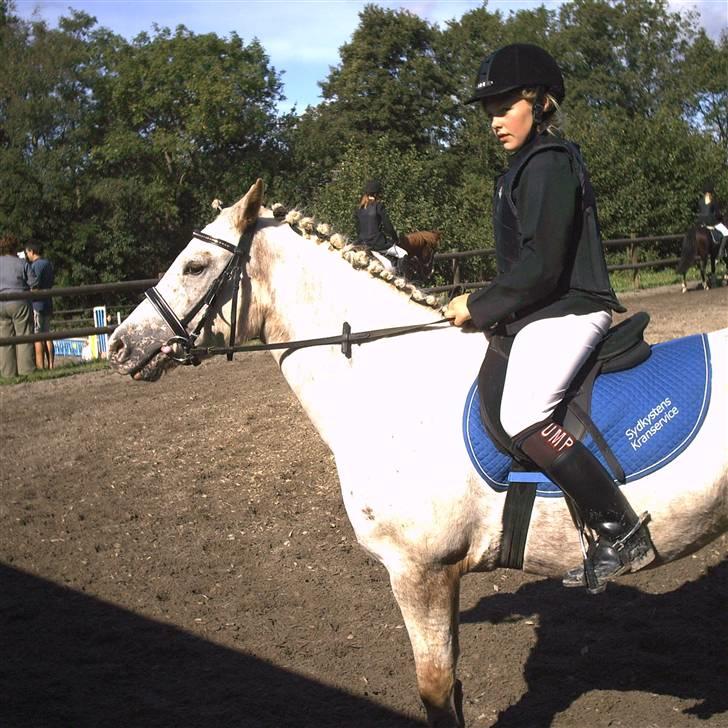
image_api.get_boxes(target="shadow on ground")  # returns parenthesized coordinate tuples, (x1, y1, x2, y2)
(0, 564, 425, 728)
(462, 559, 728, 727)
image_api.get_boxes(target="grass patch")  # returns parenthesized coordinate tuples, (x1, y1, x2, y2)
(610, 266, 714, 293)
(0, 359, 108, 386)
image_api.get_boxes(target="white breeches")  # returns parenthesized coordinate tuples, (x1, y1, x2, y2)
(499, 310, 612, 438)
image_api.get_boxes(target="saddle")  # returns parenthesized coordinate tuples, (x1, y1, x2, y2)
(464, 319, 713, 568)
(702, 225, 724, 245)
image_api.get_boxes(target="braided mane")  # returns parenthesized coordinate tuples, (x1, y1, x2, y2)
(270, 203, 443, 310)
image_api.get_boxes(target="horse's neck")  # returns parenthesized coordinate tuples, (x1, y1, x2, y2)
(251, 223, 484, 450)
(258, 224, 434, 338)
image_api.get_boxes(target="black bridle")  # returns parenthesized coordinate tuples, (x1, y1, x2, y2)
(145, 225, 255, 366)
(145, 223, 450, 367)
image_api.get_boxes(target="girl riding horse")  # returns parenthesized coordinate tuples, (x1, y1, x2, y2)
(445, 43, 655, 594)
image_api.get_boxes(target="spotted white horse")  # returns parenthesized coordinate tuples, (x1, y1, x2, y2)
(109, 180, 728, 728)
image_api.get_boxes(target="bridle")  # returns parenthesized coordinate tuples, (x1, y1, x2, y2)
(145, 222, 450, 367)
(145, 224, 255, 366)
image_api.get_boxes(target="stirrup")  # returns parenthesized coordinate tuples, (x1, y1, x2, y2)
(563, 513, 655, 594)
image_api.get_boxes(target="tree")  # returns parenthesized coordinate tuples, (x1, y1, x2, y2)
(555, 0, 695, 118)
(0, 5, 101, 283)
(282, 4, 455, 199)
(86, 25, 288, 279)
(681, 31, 728, 156)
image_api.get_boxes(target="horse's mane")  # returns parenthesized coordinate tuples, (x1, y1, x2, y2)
(269, 203, 443, 310)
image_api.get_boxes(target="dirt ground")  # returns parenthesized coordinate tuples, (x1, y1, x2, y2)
(1, 284, 726, 728)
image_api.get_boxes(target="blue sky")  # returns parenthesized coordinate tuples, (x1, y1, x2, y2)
(14, 0, 727, 112)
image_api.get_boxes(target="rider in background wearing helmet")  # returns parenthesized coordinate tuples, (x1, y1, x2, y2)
(696, 181, 728, 260)
(355, 180, 405, 260)
(445, 43, 655, 593)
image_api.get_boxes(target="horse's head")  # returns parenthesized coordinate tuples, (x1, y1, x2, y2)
(108, 179, 264, 381)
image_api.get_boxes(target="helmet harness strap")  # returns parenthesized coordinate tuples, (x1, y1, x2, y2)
(532, 87, 546, 126)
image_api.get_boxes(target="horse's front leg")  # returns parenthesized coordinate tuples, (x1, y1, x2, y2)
(390, 563, 465, 728)
(700, 258, 710, 289)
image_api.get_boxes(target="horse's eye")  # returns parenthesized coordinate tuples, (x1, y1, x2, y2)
(183, 261, 207, 276)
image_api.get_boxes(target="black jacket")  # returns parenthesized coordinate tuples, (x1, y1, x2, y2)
(696, 196, 723, 226)
(355, 202, 398, 251)
(467, 131, 624, 332)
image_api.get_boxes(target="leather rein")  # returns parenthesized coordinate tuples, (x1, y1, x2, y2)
(145, 224, 449, 367)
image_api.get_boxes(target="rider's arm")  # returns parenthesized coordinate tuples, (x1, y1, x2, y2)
(466, 149, 578, 330)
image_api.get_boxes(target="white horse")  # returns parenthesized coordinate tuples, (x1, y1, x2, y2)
(108, 180, 728, 728)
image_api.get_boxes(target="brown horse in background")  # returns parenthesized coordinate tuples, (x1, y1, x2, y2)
(398, 230, 441, 282)
(677, 224, 723, 293)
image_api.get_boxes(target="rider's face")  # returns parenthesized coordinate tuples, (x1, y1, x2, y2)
(484, 93, 535, 153)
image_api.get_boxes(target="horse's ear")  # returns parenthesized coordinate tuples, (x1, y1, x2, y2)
(233, 178, 264, 232)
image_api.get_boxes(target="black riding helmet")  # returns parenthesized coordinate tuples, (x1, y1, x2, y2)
(466, 43, 565, 105)
(364, 179, 383, 196)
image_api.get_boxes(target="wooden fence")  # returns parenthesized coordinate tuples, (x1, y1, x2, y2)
(0, 233, 684, 346)
(425, 233, 683, 295)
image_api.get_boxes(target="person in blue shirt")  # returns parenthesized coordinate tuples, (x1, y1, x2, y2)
(25, 241, 55, 369)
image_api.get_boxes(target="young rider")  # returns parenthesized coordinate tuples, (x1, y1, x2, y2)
(444, 43, 656, 593)
(355, 180, 407, 270)
(696, 182, 728, 260)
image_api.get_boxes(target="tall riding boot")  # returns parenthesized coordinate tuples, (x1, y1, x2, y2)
(518, 421, 656, 594)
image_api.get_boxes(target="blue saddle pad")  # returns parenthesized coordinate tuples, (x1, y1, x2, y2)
(463, 333, 712, 497)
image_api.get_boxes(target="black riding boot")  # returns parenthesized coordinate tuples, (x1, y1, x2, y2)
(518, 421, 656, 594)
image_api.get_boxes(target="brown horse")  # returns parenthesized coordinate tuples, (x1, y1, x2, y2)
(677, 224, 723, 293)
(397, 230, 441, 282)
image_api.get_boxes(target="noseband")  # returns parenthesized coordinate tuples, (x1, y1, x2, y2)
(145, 225, 256, 366)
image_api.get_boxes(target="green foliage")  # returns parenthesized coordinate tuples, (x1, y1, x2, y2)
(1, 0, 726, 295)
(1, 7, 288, 283)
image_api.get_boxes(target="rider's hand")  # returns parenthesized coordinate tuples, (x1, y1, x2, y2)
(443, 294, 472, 327)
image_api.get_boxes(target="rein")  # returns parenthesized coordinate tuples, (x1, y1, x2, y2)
(182, 318, 451, 362)
(147, 224, 450, 367)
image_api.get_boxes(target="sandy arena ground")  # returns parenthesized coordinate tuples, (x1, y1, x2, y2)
(1, 283, 726, 728)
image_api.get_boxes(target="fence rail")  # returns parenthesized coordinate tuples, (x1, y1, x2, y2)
(0, 232, 686, 348)
(0, 278, 159, 302)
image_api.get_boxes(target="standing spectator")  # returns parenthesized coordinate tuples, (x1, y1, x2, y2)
(0, 234, 37, 378)
(24, 241, 55, 369)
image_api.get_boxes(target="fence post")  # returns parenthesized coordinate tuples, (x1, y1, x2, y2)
(630, 234, 641, 290)
(452, 258, 461, 289)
